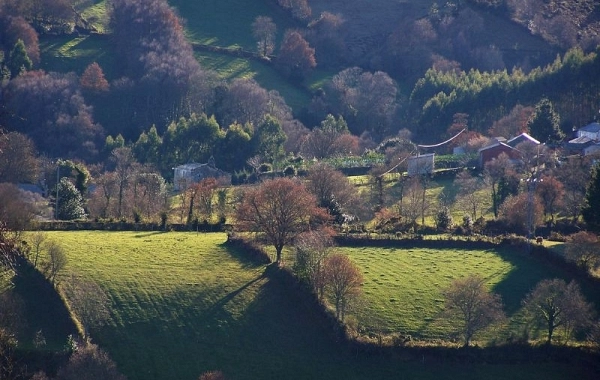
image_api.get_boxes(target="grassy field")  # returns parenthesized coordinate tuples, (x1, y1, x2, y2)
(340, 245, 600, 342)
(27, 231, 598, 380)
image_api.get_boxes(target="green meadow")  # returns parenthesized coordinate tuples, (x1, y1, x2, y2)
(24, 231, 598, 380)
(341, 245, 600, 342)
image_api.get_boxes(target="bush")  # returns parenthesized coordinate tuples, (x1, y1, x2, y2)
(283, 165, 297, 176)
(435, 207, 453, 231)
(258, 163, 272, 173)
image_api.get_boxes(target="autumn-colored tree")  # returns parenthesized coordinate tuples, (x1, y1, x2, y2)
(301, 114, 356, 159)
(323, 253, 363, 321)
(185, 177, 218, 223)
(56, 343, 126, 380)
(80, 62, 109, 93)
(565, 231, 600, 272)
(499, 192, 543, 235)
(252, 16, 276, 57)
(199, 370, 227, 380)
(442, 275, 505, 346)
(277, 30, 316, 80)
(2, 15, 40, 65)
(0, 183, 35, 231)
(0, 131, 38, 183)
(276, 0, 311, 21)
(488, 104, 534, 138)
(306, 162, 359, 223)
(535, 175, 564, 223)
(522, 279, 594, 344)
(235, 177, 325, 263)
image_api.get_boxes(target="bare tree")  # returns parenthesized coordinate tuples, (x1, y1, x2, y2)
(235, 178, 326, 263)
(43, 240, 67, 285)
(454, 171, 486, 221)
(28, 230, 47, 268)
(499, 193, 543, 234)
(293, 229, 334, 300)
(323, 253, 363, 322)
(535, 175, 564, 224)
(522, 279, 594, 344)
(564, 231, 600, 272)
(306, 162, 359, 223)
(442, 275, 505, 346)
(252, 16, 276, 57)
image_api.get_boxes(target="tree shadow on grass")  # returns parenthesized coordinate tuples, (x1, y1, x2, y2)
(11, 265, 78, 350)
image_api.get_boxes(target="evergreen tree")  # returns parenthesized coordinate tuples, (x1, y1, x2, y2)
(7, 39, 32, 78)
(582, 163, 600, 233)
(56, 177, 86, 220)
(526, 98, 564, 143)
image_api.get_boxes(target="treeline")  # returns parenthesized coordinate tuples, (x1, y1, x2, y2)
(409, 47, 600, 141)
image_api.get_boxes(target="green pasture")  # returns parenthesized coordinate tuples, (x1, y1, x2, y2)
(24, 231, 597, 380)
(342, 244, 600, 343)
(39, 34, 116, 78)
(169, 0, 297, 48)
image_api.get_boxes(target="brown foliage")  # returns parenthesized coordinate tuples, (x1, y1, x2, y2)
(0, 131, 39, 183)
(56, 343, 127, 380)
(235, 177, 325, 263)
(0, 183, 35, 231)
(277, 30, 316, 80)
(80, 62, 109, 93)
(535, 175, 564, 223)
(499, 192, 543, 235)
(323, 253, 363, 322)
(199, 370, 227, 380)
(564, 231, 600, 272)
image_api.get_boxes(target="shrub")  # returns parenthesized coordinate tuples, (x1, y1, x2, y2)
(435, 207, 453, 231)
(283, 165, 297, 176)
(258, 163, 272, 173)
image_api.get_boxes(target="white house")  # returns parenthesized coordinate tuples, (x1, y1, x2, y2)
(577, 122, 600, 141)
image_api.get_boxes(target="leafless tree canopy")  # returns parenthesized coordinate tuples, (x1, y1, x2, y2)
(235, 177, 325, 263)
(323, 253, 363, 322)
(522, 279, 594, 344)
(443, 275, 505, 347)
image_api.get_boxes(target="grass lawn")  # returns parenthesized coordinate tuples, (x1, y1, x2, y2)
(341, 245, 600, 343)
(30, 231, 599, 380)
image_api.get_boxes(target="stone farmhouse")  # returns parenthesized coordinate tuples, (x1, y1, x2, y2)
(173, 157, 231, 191)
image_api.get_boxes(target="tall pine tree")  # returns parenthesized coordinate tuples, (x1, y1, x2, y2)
(582, 163, 600, 232)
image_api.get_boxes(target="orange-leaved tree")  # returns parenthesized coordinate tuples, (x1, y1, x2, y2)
(235, 177, 326, 264)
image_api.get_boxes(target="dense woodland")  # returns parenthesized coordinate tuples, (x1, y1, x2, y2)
(2, 0, 600, 379)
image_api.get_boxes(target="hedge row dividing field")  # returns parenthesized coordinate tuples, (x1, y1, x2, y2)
(38, 231, 599, 380)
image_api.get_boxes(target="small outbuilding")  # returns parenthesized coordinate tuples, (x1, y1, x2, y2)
(407, 153, 435, 176)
